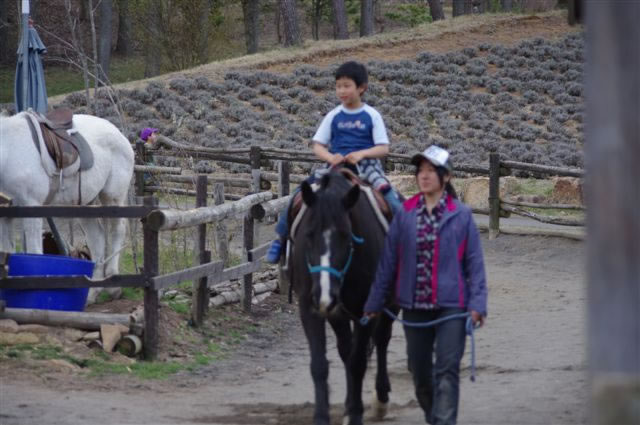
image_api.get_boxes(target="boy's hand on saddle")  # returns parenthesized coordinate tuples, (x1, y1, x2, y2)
(329, 153, 345, 166)
(345, 151, 364, 164)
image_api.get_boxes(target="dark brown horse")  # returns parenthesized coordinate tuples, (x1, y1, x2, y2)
(289, 169, 396, 425)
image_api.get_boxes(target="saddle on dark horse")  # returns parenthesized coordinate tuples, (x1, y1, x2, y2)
(25, 107, 94, 171)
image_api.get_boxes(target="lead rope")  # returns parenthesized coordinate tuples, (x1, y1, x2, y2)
(361, 308, 478, 382)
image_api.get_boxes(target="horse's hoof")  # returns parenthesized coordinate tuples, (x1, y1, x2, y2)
(343, 415, 363, 425)
(371, 396, 389, 420)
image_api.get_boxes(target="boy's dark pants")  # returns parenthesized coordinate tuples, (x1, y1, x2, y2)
(403, 308, 467, 425)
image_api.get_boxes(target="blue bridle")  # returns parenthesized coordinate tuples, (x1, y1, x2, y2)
(307, 234, 364, 281)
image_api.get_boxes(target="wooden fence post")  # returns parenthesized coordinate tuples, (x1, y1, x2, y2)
(242, 211, 254, 313)
(278, 160, 291, 295)
(135, 141, 147, 197)
(250, 146, 262, 193)
(212, 183, 229, 267)
(142, 197, 159, 360)
(488, 152, 501, 240)
(191, 175, 208, 327)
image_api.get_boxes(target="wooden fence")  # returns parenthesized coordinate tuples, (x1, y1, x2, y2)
(0, 140, 585, 360)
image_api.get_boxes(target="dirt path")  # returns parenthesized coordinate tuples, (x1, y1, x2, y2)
(1, 234, 587, 425)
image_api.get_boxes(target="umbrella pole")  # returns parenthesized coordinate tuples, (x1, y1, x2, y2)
(20, 1, 30, 111)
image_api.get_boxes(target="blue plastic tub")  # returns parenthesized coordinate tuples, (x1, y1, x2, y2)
(0, 253, 95, 311)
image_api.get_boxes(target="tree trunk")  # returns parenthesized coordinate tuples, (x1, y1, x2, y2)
(144, 0, 162, 77)
(278, 0, 301, 47)
(452, 0, 465, 16)
(242, 0, 260, 54)
(114, 0, 132, 56)
(360, 0, 374, 37)
(332, 0, 349, 39)
(501, 0, 513, 11)
(98, 0, 113, 83)
(0, 4, 8, 64)
(464, 0, 473, 14)
(312, 0, 321, 40)
(585, 2, 640, 425)
(427, 0, 445, 20)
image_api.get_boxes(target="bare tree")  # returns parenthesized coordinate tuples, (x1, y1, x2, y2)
(242, 0, 260, 54)
(586, 2, 640, 425)
(278, 0, 301, 47)
(332, 0, 349, 39)
(98, 0, 113, 82)
(427, 0, 445, 20)
(64, 0, 91, 108)
(115, 0, 132, 56)
(360, 0, 374, 37)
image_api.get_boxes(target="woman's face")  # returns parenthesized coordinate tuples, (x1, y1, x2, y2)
(416, 159, 448, 196)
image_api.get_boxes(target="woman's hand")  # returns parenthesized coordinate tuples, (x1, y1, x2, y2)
(470, 310, 485, 328)
(360, 312, 379, 326)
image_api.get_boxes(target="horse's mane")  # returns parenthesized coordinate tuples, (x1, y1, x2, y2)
(307, 170, 353, 234)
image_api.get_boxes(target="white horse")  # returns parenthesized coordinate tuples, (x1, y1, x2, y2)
(0, 112, 134, 302)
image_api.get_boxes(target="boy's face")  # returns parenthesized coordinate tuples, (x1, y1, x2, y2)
(335, 77, 366, 108)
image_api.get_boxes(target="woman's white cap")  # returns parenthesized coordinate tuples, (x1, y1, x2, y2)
(411, 145, 453, 171)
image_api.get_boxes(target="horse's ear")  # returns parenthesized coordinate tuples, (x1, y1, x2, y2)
(342, 185, 360, 210)
(301, 181, 316, 207)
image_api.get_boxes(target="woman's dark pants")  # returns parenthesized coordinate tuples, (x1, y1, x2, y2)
(403, 308, 466, 425)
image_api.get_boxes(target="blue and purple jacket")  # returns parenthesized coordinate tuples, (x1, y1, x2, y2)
(364, 193, 488, 315)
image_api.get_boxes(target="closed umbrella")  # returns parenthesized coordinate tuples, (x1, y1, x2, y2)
(14, 18, 48, 114)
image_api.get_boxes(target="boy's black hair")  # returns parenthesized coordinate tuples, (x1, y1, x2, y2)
(335, 61, 368, 87)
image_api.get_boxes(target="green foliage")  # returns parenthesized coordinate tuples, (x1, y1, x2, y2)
(385, 4, 433, 27)
(122, 287, 144, 301)
(168, 300, 190, 315)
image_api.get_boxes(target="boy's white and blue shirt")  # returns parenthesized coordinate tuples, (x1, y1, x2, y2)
(313, 104, 389, 156)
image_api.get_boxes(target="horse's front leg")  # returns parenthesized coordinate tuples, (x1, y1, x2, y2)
(329, 318, 355, 423)
(371, 312, 395, 420)
(300, 306, 331, 425)
(343, 322, 374, 425)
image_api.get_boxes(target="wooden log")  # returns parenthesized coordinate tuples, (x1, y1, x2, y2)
(133, 165, 182, 174)
(154, 150, 251, 165)
(256, 195, 293, 220)
(501, 205, 586, 226)
(0, 308, 130, 330)
(143, 196, 160, 360)
(249, 241, 271, 260)
(501, 199, 586, 211)
(488, 152, 501, 239)
(144, 185, 243, 201)
(116, 334, 142, 357)
(159, 174, 271, 190)
(500, 160, 583, 177)
(471, 207, 510, 218)
(212, 183, 229, 266)
(250, 146, 262, 194)
(261, 170, 306, 184)
(145, 191, 273, 231)
(156, 135, 250, 155)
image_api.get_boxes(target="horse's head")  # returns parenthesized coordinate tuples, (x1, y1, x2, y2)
(300, 171, 361, 316)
